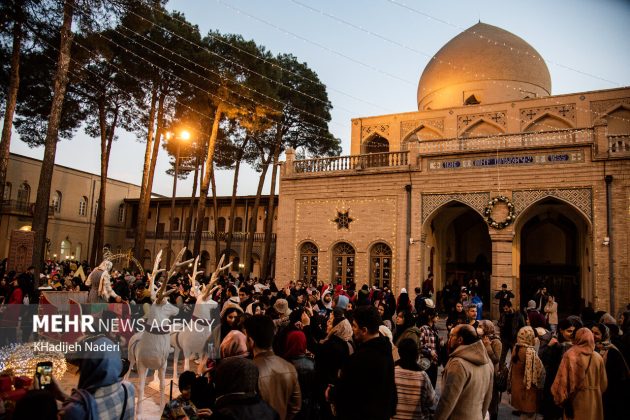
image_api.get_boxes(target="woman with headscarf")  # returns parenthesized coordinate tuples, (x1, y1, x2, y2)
(509, 326, 545, 420)
(591, 323, 629, 420)
(283, 330, 317, 420)
(551, 327, 607, 420)
(479, 320, 502, 420)
(393, 309, 416, 345)
(315, 309, 353, 420)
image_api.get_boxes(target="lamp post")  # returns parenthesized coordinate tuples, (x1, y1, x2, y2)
(166, 130, 190, 266)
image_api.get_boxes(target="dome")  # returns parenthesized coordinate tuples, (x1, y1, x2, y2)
(417, 22, 551, 111)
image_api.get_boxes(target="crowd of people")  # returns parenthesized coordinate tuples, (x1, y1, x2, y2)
(0, 258, 629, 419)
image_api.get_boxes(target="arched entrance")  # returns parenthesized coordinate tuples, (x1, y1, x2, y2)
(423, 202, 492, 312)
(516, 198, 591, 316)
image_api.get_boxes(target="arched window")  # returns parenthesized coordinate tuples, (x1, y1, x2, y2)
(52, 190, 62, 213)
(118, 203, 125, 223)
(234, 217, 243, 232)
(172, 217, 180, 231)
(370, 242, 392, 289)
(3, 182, 11, 201)
(60, 238, 72, 257)
(218, 217, 226, 232)
(17, 182, 30, 209)
(79, 196, 88, 216)
(332, 242, 355, 287)
(299, 242, 318, 283)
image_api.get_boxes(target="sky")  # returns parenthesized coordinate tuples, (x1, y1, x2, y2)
(9, 0, 630, 197)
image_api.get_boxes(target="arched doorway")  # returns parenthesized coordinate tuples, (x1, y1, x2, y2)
(516, 198, 590, 316)
(423, 202, 492, 311)
(299, 242, 318, 284)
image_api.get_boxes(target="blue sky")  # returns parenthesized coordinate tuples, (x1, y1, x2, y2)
(10, 0, 630, 196)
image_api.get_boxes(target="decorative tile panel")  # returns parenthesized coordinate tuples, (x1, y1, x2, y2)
(361, 124, 390, 139)
(512, 188, 592, 222)
(520, 104, 576, 129)
(457, 111, 507, 132)
(421, 192, 490, 224)
(590, 97, 630, 125)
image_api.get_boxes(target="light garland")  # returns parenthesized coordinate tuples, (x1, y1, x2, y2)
(484, 196, 515, 230)
(0, 343, 67, 379)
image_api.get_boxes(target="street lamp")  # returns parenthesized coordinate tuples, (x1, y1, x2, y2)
(166, 130, 190, 266)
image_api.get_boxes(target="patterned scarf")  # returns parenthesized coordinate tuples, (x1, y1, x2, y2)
(323, 318, 353, 343)
(551, 327, 594, 405)
(516, 326, 544, 390)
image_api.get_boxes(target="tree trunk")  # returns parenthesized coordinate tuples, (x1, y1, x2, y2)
(244, 153, 271, 277)
(183, 155, 199, 249)
(0, 4, 23, 211)
(261, 139, 281, 279)
(225, 138, 248, 260)
(193, 103, 223, 255)
(210, 164, 220, 265)
(90, 100, 118, 266)
(133, 82, 158, 261)
(31, 0, 75, 275)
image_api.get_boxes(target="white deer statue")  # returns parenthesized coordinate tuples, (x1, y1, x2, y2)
(171, 254, 232, 378)
(128, 248, 193, 418)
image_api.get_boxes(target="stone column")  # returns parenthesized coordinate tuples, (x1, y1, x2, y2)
(489, 230, 515, 320)
(284, 147, 295, 176)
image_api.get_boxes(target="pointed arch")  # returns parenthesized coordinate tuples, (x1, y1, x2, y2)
(461, 118, 504, 138)
(602, 105, 630, 135)
(514, 195, 592, 232)
(422, 198, 486, 229)
(402, 124, 443, 149)
(362, 133, 390, 154)
(524, 112, 574, 132)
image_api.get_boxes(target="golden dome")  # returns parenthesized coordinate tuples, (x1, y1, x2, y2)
(417, 22, 551, 110)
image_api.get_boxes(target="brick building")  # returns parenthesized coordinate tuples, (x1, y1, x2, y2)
(275, 23, 629, 318)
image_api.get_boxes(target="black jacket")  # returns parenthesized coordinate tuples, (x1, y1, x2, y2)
(331, 336, 396, 420)
(210, 393, 279, 420)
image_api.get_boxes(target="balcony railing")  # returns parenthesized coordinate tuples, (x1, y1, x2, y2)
(0, 200, 56, 216)
(293, 150, 409, 174)
(608, 135, 630, 156)
(126, 229, 275, 242)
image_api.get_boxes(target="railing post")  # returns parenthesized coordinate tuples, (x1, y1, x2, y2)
(285, 147, 295, 175)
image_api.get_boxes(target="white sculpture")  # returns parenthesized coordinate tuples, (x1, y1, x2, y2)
(127, 248, 192, 418)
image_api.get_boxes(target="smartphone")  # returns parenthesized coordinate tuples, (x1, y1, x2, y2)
(36, 361, 53, 390)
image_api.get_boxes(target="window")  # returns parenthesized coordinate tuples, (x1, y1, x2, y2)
(156, 223, 165, 239)
(79, 196, 88, 216)
(118, 204, 125, 223)
(299, 242, 318, 283)
(3, 182, 11, 201)
(234, 217, 243, 232)
(332, 242, 355, 287)
(203, 217, 209, 231)
(370, 242, 392, 289)
(218, 217, 226, 232)
(52, 190, 62, 213)
(464, 94, 480, 105)
(17, 182, 30, 209)
(172, 217, 180, 231)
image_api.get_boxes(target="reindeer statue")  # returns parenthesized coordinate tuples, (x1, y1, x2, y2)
(171, 254, 232, 378)
(128, 248, 193, 417)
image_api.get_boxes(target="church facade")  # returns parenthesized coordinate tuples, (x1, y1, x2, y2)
(275, 23, 630, 318)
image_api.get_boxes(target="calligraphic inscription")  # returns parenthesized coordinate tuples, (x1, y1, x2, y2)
(428, 150, 583, 170)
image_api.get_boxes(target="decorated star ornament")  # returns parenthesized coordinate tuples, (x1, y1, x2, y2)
(333, 210, 354, 229)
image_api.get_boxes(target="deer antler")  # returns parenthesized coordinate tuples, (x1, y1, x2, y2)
(202, 254, 232, 299)
(188, 256, 204, 297)
(157, 248, 194, 303)
(148, 250, 165, 300)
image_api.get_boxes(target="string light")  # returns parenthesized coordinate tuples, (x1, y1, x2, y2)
(0, 343, 67, 379)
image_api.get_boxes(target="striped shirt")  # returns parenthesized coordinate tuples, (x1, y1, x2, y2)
(393, 366, 437, 420)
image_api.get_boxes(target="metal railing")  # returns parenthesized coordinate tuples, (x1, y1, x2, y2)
(0, 200, 56, 216)
(293, 150, 409, 173)
(126, 229, 275, 242)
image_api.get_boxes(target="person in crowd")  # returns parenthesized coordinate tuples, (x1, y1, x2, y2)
(417, 306, 441, 387)
(465, 303, 479, 330)
(422, 273, 434, 298)
(525, 300, 547, 328)
(0, 273, 27, 345)
(509, 326, 545, 420)
(328, 305, 396, 420)
(544, 295, 558, 334)
(211, 357, 280, 420)
(494, 283, 515, 309)
(446, 301, 467, 333)
(315, 290, 333, 318)
(591, 323, 629, 420)
(392, 338, 437, 420)
(244, 315, 301, 420)
(442, 281, 455, 314)
(539, 316, 582, 420)
(316, 309, 353, 420)
(220, 330, 250, 359)
(414, 287, 426, 314)
(478, 320, 502, 420)
(393, 309, 416, 345)
(435, 324, 493, 420)
(396, 288, 412, 313)
(161, 371, 212, 419)
(282, 330, 317, 420)
(619, 311, 630, 364)
(377, 302, 393, 331)
(86, 260, 121, 304)
(551, 327, 607, 420)
(533, 287, 548, 311)
(210, 302, 244, 358)
(498, 301, 525, 365)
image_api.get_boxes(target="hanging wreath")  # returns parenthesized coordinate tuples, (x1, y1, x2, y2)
(483, 196, 515, 229)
